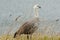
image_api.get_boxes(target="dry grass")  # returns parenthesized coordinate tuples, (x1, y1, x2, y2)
(0, 33, 60, 40)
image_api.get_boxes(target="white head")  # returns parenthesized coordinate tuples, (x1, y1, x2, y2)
(33, 4, 41, 18)
(33, 4, 41, 9)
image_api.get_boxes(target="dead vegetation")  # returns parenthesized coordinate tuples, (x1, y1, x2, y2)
(0, 33, 60, 40)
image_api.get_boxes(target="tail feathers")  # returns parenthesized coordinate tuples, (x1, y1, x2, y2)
(13, 32, 17, 38)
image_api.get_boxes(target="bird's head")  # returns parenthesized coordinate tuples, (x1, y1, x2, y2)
(33, 4, 41, 18)
(33, 4, 41, 9)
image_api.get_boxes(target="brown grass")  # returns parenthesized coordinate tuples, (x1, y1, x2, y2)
(0, 33, 60, 40)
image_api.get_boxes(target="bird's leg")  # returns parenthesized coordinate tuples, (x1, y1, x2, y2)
(27, 34, 29, 40)
(27, 34, 32, 40)
(30, 35, 32, 40)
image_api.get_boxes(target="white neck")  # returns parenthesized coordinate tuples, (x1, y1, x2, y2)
(34, 8, 39, 18)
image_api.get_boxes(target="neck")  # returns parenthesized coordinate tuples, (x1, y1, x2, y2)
(34, 8, 39, 18)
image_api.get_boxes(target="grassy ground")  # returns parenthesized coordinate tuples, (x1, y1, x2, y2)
(0, 33, 60, 40)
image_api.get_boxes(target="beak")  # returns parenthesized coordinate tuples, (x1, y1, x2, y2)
(39, 6, 41, 8)
(38, 6, 41, 8)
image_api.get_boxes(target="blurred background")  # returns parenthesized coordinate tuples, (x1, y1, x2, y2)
(0, 0, 60, 35)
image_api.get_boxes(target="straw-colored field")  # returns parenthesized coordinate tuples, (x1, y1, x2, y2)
(0, 34, 60, 40)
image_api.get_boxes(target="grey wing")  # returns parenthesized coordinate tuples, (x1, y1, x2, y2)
(28, 25, 38, 34)
(23, 22, 35, 34)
